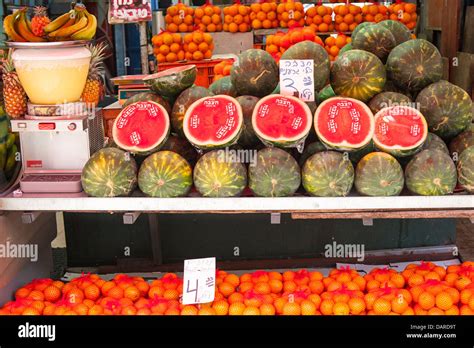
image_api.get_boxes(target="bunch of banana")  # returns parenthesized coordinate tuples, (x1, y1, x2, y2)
(46, 6, 97, 41)
(3, 8, 46, 43)
(0, 108, 19, 189)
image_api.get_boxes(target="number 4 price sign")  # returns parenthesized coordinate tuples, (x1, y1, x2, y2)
(279, 59, 315, 102)
(182, 257, 216, 305)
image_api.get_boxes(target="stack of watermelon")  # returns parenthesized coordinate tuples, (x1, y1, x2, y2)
(81, 21, 473, 199)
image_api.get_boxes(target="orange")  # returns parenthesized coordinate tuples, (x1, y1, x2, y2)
(373, 298, 391, 315)
(228, 302, 246, 315)
(455, 276, 471, 290)
(335, 35, 348, 49)
(319, 299, 334, 315)
(224, 274, 240, 287)
(391, 297, 409, 314)
(329, 46, 340, 57)
(22, 307, 41, 316)
(282, 271, 295, 282)
(283, 281, 297, 293)
(163, 289, 179, 300)
(228, 292, 244, 304)
(301, 300, 317, 315)
(418, 292, 435, 310)
(74, 303, 89, 315)
(101, 281, 115, 296)
(43, 286, 61, 303)
(212, 300, 229, 315)
(254, 282, 271, 295)
(218, 282, 235, 297)
(435, 292, 453, 311)
(408, 274, 424, 287)
(309, 280, 324, 295)
(282, 302, 301, 315)
(136, 308, 151, 315)
(124, 286, 141, 302)
(308, 294, 321, 308)
(198, 42, 209, 53)
(148, 286, 164, 299)
(107, 286, 123, 300)
(332, 302, 349, 315)
(348, 297, 366, 315)
(27, 290, 44, 301)
(181, 305, 198, 315)
(197, 307, 215, 316)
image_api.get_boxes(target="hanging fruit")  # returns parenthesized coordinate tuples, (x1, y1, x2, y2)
(165, 2, 194, 33)
(223, 1, 251, 33)
(362, 4, 389, 24)
(334, 4, 363, 32)
(249, 1, 278, 30)
(304, 5, 334, 33)
(194, 0, 223, 32)
(277, 0, 305, 29)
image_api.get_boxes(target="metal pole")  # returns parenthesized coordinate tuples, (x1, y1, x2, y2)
(139, 22, 149, 75)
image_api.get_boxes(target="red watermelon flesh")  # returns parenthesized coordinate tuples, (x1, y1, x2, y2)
(315, 97, 375, 151)
(113, 101, 170, 155)
(373, 106, 428, 156)
(252, 95, 313, 147)
(183, 95, 243, 150)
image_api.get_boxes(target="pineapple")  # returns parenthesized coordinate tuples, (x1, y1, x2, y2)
(31, 6, 51, 37)
(81, 42, 107, 108)
(1, 51, 27, 119)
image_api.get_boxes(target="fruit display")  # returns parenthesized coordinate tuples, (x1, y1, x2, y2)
(183, 31, 214, 61)
(352, 23, 396, 63)
(315, 97, 375, 152)
(378, 20, 412, 46)
(457, 147, 474, 193)
(298, 141, 326, 166)
(355, 152, 404, 197)
(194, 150, 247, 197)
(208, 76, 238, 97)
(372, 106, 428, 157)
(252, 95, 313, 148)
(265, 27, 324, 62)
(405, 149, 458, 196)
(212, 60, 233, 82)
(249, 2, 278, 30)
(236, 95, 260, 148)
(416, 80, 473, 140)
(4, 5, 94, 42)
(305, 5, 334, 33)
(388, 2, 418, 30)
(81, 148, 138, 198)
(420, 133, 450, 155)
(194, 1, 223, 32)
(1, 51, 27, 119)
(302, 151, 355, 197)
(183, 95, 243, 150)
(152, 31, 185, 64)
(160, 135, 198, 167)
(249, 147, 301, 197)
(334, 4, 363, 32)
(450, 125, 474, 157)
(1, 263, 474, 316)
(81, 42, 107, 107)
(223, 2, 251, 33)
(367, 91, 412, 115)
(276, 0, 305, 29)
(123, 92, 172, 114)
(324, 34, 352, 62)
(144, 65, 197, 98)
(165, 2, 194, 33)
(361, 4, 389, 24)
(138, 151, 193, 198)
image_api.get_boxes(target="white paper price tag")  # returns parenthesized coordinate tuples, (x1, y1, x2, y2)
(279, 59, 315, 102)
(182, 257, 216, 305)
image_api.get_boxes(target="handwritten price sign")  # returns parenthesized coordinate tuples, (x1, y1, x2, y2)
(182, 257, 216, 305)
(279, 59, 315, 102)
(108, 0, 152, 24)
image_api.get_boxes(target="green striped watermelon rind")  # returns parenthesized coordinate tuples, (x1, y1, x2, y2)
(143, 65, 197, 97)
(373, 106, 429, 158)
(457, 146, 474, 193)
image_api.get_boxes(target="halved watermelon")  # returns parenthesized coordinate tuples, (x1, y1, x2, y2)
(373, 106, 428, 157)
(143, 65, 197, 97)
(112, 101, 170, 155)
(183, 95, 243, 150)
(314, 97, 375, 152)
(252, 94, 313, 148)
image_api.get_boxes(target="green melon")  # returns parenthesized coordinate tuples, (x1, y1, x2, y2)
(416, 80, 473, 140)
(317, 84, 336, 104)
(231, 49, 279, 97)
(81, 148, 138, 197)
(379, 20, 412, 46)
(249, 147, 301, 197)
(143, 65, 197, 98)
(339, 43, 353, 55)
(280, 41, 331, 92)
(236, 95, 260, 148)
(368, 92, 412, 114)
(209, 76, 238, 97)
(352, 22, 375, 40)
(457, 146, 474, 193)
(271, 83, 280, 95)
(449, 125, 474, 158)
(355, 152, 404, 196)
(138, 151, 192, 198)
(193, 150, 247, 197)
(161, 135, 198, 167)
(302, 151, 354, 197)
(171, 86, 213, 137)
(420, 133, 449, 155)
(349, 141, 376, 164)
(298, 141, 327, 167)
(330, 50, 386, 102)
(123, 92, 171, 114)
(405, 149, 457, 196)
(387, 39, 443, 94)
(352, 23, 396, 63)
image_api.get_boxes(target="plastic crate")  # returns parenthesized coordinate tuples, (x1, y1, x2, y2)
(157, 59, 228, 88)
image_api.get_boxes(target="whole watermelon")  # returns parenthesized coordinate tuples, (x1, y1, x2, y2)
(209, 76, 238, 97)
(171, 86, 213, 137)
(281, 41, 331, 92)
(138, 151, 192, 198)
(420, 133, 449, 155)
(330, 50, 386, 102)
(236, 95, 260, 148)
(298, 141, 327, 167)
(194, 150, 247, 197)
(368, 92, 412, 114)
(405, 149, 457, 196)
(379, 20, 412, 46)
(249, 147, 301, 197)
(355, 152, 404, 197)
(352, 22, 375, 39)
(449, 124, 474, 157)
(317, 85, 336, 104)
(352, 24, 396, 63)
(302, 151, 354, 197)
(81, 148, 137, 197)
(339, 43, 353, 55)
(160, 135, 198, 167)
(416, 80, 473, 140)
(271, 83, 280, 94)
(457, 146, 474, 193)
(387, 39, 443, 94)
(144, 65, 197, 98)
(123, 92, 171, 114)
(383, 80, 412, 98)
(231, 49, 279, 97)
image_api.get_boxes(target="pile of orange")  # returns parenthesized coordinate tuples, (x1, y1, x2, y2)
(324, 34, 351, 62)
(364, 287, 414, 315)
(445, 261, 473, 290)
(401, 261, 447, 287)
(194, 4, 223, 32)
(266, 27, 323, 61)
(388, 2, 417, 30)
(334, 4, 363, 32)
(320, 287, 366, 315)
(364, 267, 406, 291)
(152, 32, 184, 63)
(223, 4, 251, 33)
(213, 60, 233, 81)
(409, 280, 461, 315)
(249, 2, 278, 30)
(276, 0, 305, 29)
(183, 31, 214, 61)
(304, 5, 334, 33)
(361, 4, 389, 23)
(165, 3, 194, 33)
